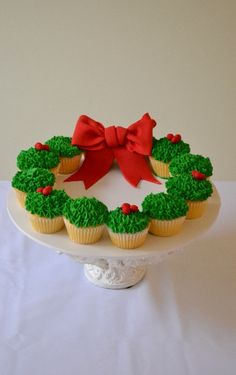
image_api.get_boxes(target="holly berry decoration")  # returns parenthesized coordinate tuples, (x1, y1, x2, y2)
(166, 133, 182, 144)
(34, 142, 50, 151)
(191, 170, 207, 180)
(36, 186, 53, 195)
(121, 203, 139, 215)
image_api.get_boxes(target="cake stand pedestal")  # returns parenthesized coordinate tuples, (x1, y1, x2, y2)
(7, 171, 220, 289)
(84, 262, 146, 289)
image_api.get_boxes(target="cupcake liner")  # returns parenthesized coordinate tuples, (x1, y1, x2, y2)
(107, 227, 149, 249)
(64, 219, 105, 244)
(59, 155, 81, 174)
(14, 188, 27, 207)
(50, 163, 61, 177)
(149, 216, 186, 236)
(149, 157, 170, 178)
(186, 200, 207, 219)
(29, 214, 64, 233)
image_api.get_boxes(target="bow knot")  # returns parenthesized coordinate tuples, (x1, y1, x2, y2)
(65, 113, 161, 189)
(104, 126, 127, 148)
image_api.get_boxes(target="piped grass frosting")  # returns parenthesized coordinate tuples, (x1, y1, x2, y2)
(142, 192, 188, 220)
(45, 136, 82, 158)
(151, 137, 190, 163)
(17, 147, 60, 170)
(26, 189, 69, 219)
(63, 197, 108, 227)
(169, 153, 213, 177)
(107, 207, 149, 234)
(11, 168, 55, 193)
(166, 174, 213, 201)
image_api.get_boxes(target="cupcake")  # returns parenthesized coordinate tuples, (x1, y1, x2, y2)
(63, 197, 108, 244)
(150, 134, 190, 178)
(142, 192, 188, 236)
(169, 153, 213, 178)
(45, 136, 82, 174)
(11, 167, 55, 207)
(25, 187, 69, 233)
(166, 172, 213, 219)
(17, 143, 61, 176)
(106, 203, 150, 249)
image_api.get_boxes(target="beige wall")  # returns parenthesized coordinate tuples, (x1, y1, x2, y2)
(1, 0, 235, 180)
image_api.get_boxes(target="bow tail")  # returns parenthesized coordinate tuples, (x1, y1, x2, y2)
(64, 149, 114, 189)
(114, 149, 161, 187)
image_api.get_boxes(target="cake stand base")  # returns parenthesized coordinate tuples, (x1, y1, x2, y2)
(84, 263, 147, 289)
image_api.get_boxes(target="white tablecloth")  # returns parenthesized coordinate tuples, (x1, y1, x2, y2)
(0, 181, 236, 375)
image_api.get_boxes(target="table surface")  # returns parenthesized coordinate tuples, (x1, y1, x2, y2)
(1, 181, 236, 375)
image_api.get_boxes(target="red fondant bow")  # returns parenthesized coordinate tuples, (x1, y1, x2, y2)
(65, 113, 160, 189)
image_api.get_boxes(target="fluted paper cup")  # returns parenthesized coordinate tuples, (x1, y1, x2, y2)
(186, 200, 207, 219)
(107, 227, 149, 249)
(59, 155, 81, 174)
(149, 157, 170, 178)
(29, 214, 64, 233)
(149, 216, 186, 236)
(64, 219, 105, 244)
(14, 188, 26, 207)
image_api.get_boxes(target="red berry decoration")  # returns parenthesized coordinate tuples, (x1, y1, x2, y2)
(121, 203, 131, 215)
(42, 186, 53, 196)
(192, 170, 206, 180)
(130, 204, 139, 212)
(36, 187, 44, 193)
(42, 144, 50, 151)
(35, 142, 43, 150)
(166, 133, 174, 141)
(171, 134, 182, 144)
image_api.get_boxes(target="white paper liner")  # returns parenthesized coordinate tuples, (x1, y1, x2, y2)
(149, 157, 170, 178)
(64, 218, 105, 244)
(186, 200, 207, 219)
(59, 155, 81, 174)
(107, 227, 149, 249)
(29, 214, 64, 233)
(149, 216, 186, 236)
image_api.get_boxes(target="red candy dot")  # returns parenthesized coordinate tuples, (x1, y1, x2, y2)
(130, 204, 139, 212)
(121, 203, 131, 215)
(36, 187, 44, 193)
(35, 142, 43, 150)
(192, 170, 206, 180)
(166, 133, 174, 141)
(42, 186, 53, 196)
(171, 134, 182, 144)
(42, 144, 50, 151)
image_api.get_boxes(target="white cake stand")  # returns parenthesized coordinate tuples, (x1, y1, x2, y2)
(7, 167, 220, 289)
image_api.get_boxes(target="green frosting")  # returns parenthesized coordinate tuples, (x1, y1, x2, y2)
(45, 136, 82, 158)
(166, 174, 213, 201)
(142, 192, 188, 220)
(151, 137, 190, 163)
(11, 168, 55, 193)
(169, 153, 213, 177)
(25, 190, 69, 219)
(107, 208, 150, 234)
(17, 147, 60, 170)
(63, 197, 108, 227)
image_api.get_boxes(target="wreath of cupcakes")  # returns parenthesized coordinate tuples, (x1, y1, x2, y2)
(12, 121, 214, 249)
